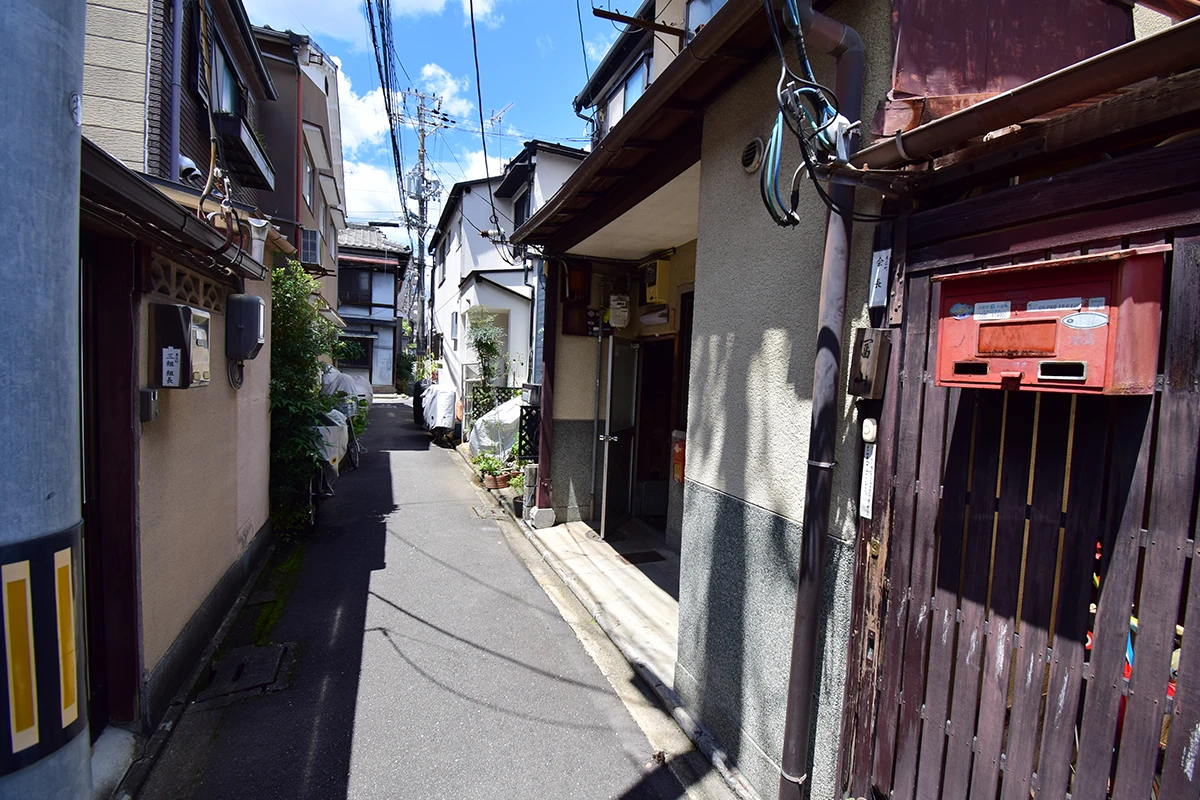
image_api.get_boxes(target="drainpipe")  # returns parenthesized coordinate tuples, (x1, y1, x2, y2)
(168, 0, 183, 180)
(293, 42, 303, 245)
(535, 259, 560, 511)
(777, 4, 864, 799)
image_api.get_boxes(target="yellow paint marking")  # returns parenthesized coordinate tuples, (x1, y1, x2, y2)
(55, 549, 78, 727)
(2, 561, 38, 753)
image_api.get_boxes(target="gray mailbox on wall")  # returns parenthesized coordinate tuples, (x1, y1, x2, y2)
(150, 303, 211, 389)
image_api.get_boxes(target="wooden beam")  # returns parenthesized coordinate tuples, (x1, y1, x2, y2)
(548, 120, 702, 254)
(591, 7, 685, 40)
(910, 134, 1200, 248)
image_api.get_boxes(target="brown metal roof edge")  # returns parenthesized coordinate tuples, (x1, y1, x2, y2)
(510, 0, 765, 248)
(81, 138, 268, 280)
(855, 15, 1200, 170)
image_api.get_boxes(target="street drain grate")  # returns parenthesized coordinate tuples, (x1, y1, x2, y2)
(195, 643, 286, 703)
(472, 506, 508, 519)
(617, 551, 667, 565)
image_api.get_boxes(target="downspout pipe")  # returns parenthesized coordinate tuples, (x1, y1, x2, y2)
(168, 0, 183, 180)
(777, 4, 864, 799)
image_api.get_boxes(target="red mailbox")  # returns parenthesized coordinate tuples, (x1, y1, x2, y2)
(934, 247, 1166, 395)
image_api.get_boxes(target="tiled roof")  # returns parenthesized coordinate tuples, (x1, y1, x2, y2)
(338, 224, 411, 254)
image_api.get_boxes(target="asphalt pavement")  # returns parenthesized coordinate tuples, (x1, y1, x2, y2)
(137, 396, 696, 800)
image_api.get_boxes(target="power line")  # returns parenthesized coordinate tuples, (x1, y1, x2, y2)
(575, 0, 591, 81)
(467, 0, 500, 229)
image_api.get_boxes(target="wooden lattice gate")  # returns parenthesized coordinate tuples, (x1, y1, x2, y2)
(840, 180, 1200, 797)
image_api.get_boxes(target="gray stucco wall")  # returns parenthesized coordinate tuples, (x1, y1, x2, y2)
(550, 419, 600, 523)
(675, 0, 892, 797)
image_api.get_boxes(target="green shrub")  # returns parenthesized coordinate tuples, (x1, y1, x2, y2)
(269, 259, 347, 537)
(472, 452, 505, 477)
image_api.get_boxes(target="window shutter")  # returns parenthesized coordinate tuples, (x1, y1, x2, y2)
(192, 2, 213, 106)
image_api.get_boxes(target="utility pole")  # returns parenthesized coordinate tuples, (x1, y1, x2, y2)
(0, 0, 90, 795)
(393, 90, 447, 359)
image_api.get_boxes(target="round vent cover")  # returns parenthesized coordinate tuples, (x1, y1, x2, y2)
(742, 138, 764, 173)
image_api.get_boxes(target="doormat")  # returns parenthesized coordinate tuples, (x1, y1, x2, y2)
(618, 551, 666, 565)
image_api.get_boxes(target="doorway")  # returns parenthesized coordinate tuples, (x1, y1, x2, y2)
(80, 232, 141, 736)
(632, 339, 675, 530)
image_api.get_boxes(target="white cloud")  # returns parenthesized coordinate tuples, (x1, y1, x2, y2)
(421, 63, 473, 119)
(461, 0, 503, 27)
(344, 160, 407, 221)
(585, 30, 618, 63)
(333, 59, 391, 154)
(536, 35, 553, 58)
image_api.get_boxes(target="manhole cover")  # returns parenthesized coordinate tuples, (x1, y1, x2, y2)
(196, 644, 284, 702)
(472, 506, 508, 519)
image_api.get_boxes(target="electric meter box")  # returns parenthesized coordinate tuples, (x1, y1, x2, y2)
(226, 293, 265, 361)
(934, 248, 1165, 395)
(642, 259, 671, 304)
(150, 303, 211, 389)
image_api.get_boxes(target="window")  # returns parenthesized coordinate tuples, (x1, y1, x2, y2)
(211, 42, 239, 114)
(603, 54, 652, 135)
(339, 270, 371, 304)
(299, 228, 320, 265)
(513, 187, 531, 229)
(685, 0, 727, 40)
(450, 312, 458, 348)
(623, 57, 650, 113)
(339, 337, 372, 369)
(303, 147, 314, 208)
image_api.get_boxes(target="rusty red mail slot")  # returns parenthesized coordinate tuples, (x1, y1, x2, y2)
(934, 247, 1166, 395)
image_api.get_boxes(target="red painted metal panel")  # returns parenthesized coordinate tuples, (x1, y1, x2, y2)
(893, 0, 1131, 97)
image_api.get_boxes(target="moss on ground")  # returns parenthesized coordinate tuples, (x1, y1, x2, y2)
(251, 542, 308, 646)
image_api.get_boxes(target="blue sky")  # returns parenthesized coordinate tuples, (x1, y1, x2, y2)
(243, 0, 628, 233)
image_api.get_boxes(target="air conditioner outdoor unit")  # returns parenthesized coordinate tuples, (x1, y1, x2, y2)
(642, 258, 671, 304)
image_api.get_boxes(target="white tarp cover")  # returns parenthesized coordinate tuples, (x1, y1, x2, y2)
(322, 365, 373, 407)
(315, 409, 349, 480)
(468, 397, 521, 457)
(422, 383, 457, 430)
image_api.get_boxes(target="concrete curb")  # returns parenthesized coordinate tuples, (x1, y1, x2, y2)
(458, 447, 761, 800)
(111, 542, 276, 800)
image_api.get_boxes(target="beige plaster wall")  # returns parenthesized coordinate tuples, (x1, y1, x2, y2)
(552, 272, 609, 421)
(137, 261, 271, 672)
(236, 276, 272, 552)
(83, 0, 149, 170)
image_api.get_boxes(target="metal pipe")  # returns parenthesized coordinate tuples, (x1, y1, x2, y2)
(855, 14, 1200, 169)
(589, 302, 603, 521)
(0, 0, 91, 795)
(168, 0, 183, 180)
(535, 259, 561, 510)
(777, 4, 864, 798)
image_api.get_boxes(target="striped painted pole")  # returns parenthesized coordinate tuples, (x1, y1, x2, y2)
(0, 0, 91, 796)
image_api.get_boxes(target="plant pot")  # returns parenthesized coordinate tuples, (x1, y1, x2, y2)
(483, 473, 500, 489)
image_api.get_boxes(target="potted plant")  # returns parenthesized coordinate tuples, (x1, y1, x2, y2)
(472, 453, 509, 489)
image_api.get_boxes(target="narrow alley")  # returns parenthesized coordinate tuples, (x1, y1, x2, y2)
(136, 397, 708, 800)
